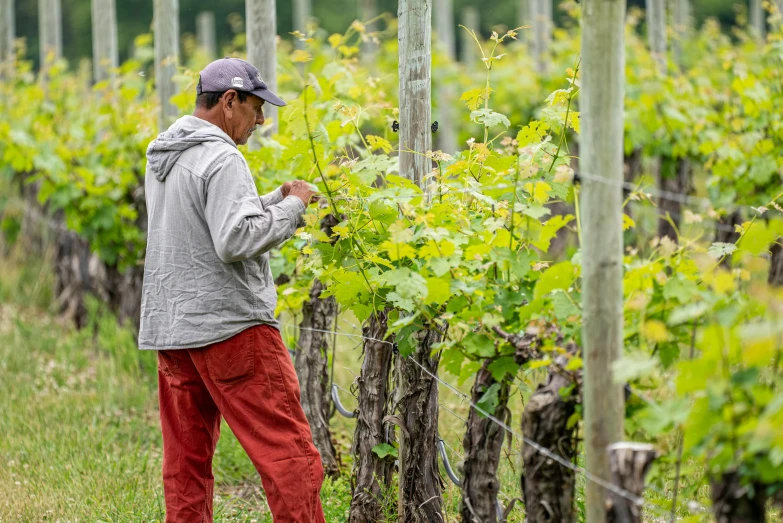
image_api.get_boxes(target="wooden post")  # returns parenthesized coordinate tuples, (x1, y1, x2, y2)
(580, 0, 626, 522)
(154, 0, 179, 132)
(461, 6, 479, 65)
(646, 0, 666, 73)
(246, 0, 278, 138)
(293, 0, 310, 34)
(434, 0, 456, 60)
(38, 0, 62, 71)
(672, 0, 689, 65)
(397, 2, 443, 521)
(398, 0, 432, 186)
(358, 0, 378, 63)
(606, 443, 657, 523)
(196, 11, 217, 60)
(530, 0, 551, 73)
(0, 0, 14, 73)
(750, 0, 766, 40)
(433, 0, 456, 155)
(91, 0, 119, 83)
(518, 0, 529, 44)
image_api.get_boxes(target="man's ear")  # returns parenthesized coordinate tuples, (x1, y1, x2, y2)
(222, 90, 238, 111)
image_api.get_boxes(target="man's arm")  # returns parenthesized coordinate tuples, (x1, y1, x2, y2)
(205, 154, 306, 263)
(259, 187, 284, 208)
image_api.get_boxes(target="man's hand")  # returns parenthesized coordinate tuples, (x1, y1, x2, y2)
(288, 180, 318, 206)
(280, 181, 293, 198)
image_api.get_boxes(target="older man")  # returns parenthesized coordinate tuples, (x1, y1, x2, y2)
(139, 57, 324, 523)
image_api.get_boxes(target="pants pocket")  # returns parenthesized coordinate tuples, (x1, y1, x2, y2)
(158, 350, 180, 377)
(205, 328, 256, 384)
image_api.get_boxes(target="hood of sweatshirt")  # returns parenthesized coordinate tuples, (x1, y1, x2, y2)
(145, 116, 237, 182)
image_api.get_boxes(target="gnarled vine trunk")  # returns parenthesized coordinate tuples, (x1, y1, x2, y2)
(397, 326, 444, 522)
(710, 472, 767, 523)
(768, 242, 783, 285)
(349, 310, 396, 522)
(295, 214, 340, 478)
(295, 278, 339, 478)
(460, 360, 510, 523)
(716, 209, 743, 268)
(53, 225, 98, 328)
(658, 157, 692, 241)
(520, 364, 579, 523)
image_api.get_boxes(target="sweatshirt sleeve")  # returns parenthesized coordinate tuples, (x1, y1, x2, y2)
(259, 187, 284, 208)
(205, 154, 306, 263)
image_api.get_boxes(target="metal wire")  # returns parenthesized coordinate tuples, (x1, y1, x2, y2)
(321, 168, 780, 222)
(285, 323, 679, 517)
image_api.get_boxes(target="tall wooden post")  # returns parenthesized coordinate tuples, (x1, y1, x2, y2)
(358, 0, 378, 63)
(530, 0, 551, 73)
(38, 0, 62, 70)
(750, 0, 766, 40)
(434, 0, 456, 60)
(398, 0, 432, 187)
(154, 0, 179, 132)
(646, 0, 666, 73)
(91, 0, 118, 83)
(397, 0, 443, 521)
(293, 0, 310, 34)
(246, 0, 278, 138)
(518, 0, 529, 43)
(0, 0, 14, 72)
(672, 0, 689, 65)
(461, 6, 479, 64)
(580, 0, 626, 521)
(196, 11, 217, 60)
(433, 0, 456, 155)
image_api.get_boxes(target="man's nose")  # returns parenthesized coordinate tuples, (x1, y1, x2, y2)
(256, 110, 265, 126)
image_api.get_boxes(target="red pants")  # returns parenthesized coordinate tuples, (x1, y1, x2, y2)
(157, 325, 326, 523)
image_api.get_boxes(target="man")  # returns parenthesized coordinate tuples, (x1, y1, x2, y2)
(139, 57, 325, 522)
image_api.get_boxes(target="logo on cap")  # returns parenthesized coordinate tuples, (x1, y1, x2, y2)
(231, 77, 244, 88)
(256, 72, 262, 81)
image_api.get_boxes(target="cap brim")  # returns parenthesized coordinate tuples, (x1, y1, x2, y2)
(251, 88, 286, 107)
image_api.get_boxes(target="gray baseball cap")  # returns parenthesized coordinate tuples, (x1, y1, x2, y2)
(197, 57, 286, 107)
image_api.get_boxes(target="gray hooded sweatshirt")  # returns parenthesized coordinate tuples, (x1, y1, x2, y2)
(138, 116, 305, 350)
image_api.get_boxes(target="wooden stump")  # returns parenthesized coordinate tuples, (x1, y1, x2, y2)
(605, 442, 657, 523)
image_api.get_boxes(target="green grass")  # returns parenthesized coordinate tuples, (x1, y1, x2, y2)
(0, 253, 353, 522)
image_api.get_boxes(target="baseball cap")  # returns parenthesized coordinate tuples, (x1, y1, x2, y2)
(197, 57, 286, 107)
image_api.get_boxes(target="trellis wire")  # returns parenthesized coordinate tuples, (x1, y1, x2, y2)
(310, 317, 710, 515)
(290, 324, 678, 518)
(323, 168, 779, 222)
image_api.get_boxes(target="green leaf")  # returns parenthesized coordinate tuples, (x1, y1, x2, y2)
(708, 242, 738, 259)
(534, 261, 577, 300)
(475, 383, 501, 417)
(372, 443, 398, 459)
(667, 302, 710, 326)
(470, 108, 511, 129)
(487, 356, 519, 381)
(552, 292, 580, 320)
(461, 332, 495, 358)
(611, 353, 657, 383)
(738, 222, 777, 256)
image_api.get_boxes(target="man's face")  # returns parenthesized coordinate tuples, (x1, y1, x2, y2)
(223, 91, 265, 146)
